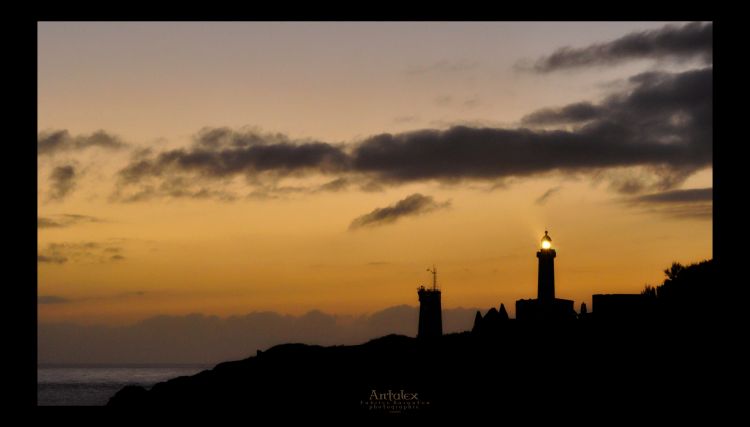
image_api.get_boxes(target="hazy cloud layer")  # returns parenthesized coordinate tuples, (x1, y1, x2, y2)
(38, 130, 126, 156)
(625, 187, 712, 220)
(630, 187, 712, 204)
(38, 242, 125, 264)
(526, 22, 712, 73)
(115, 67, 711, 201)
(246, 178, 352, 201)
(38, 214, 103, 229)
(38, 295, 70, 304)
(48, 165, 77, 201)
(434, 94, 482, 109)
(38, 292, 145, 305)
(406, 59, 479, 75)
(393, 115, 420, 124)
(112, 181, 239, 203)
(38, 305, 480, 364)
(349, 193, 451, 230)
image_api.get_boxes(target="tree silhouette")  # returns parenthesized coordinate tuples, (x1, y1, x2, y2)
(641, 285, 656, 297)
(642, 259, 713, 318)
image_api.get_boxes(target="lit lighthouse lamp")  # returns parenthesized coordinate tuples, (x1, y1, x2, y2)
(541, 230, 552, 250)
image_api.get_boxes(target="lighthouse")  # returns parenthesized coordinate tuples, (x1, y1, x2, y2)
(516, 230, 576, 322)
(417, 266, 443, 338)
(537, 230, 556, 301)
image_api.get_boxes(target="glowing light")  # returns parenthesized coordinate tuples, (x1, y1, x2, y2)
(541, 240, 551, 249)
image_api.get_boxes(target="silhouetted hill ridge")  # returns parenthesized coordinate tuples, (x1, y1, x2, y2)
(108, 260, 723, 416)
(108, 323, 717, 416)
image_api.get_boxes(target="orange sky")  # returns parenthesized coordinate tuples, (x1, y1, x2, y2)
(37, 22, 712, 325)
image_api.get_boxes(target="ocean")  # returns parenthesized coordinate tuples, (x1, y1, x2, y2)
(37, 364, 212, 406)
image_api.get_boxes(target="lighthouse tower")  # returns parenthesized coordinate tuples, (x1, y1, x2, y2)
(516, 230, 576, 322)
(537, 230, 556, 301)
(417, 266, 443, 339)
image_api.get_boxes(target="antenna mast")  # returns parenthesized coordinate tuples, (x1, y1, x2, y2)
(426, 265, 437, 290)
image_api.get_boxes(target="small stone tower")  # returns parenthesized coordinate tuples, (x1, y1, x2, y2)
(417, 266, 443, 339)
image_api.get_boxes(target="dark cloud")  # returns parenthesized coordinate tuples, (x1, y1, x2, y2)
(527, 22, 712, 73)
(246, 184, 310, 201)
(245, 191, 281, 201)
(38, 305, 480, 364)
(624, 187, 712, 219)
(114, 129, 349, 202)
(521, 102, 600, 126)
(38, 217, 64, 228)
(595, 165, 699, 195)
(48, 165, 77, 201)
(358, 181, 385, 193)
(38, 242, 125, 264)
(38, 292, 146, 306)
(111, 177, 238, 203)
(535, 186, 562, 205)
(110, 185, 157, 203)
(38, 295, 70, 304)
(192, 126, 293, 150)
(115, 67, 710, 200)
(317, 178, 350, 192)
(38, 214, 103, 229)
(631, 187, 712, 204)
(349, 193, 451, 230)
(156, 178, 238, 202)
(37, 254, 67, 264)
(118, 134, 349, 184)
(248, 178, 352, 199)
(637, 203, 712, 220)
(349, 67, 710, 189)
(38, 130, 126, 156)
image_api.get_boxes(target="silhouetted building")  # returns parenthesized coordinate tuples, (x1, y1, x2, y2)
(417, 266, 443, 338)
(516, 231, 576, 322)
(592, 294, 655, 321)
(579, 302, 591, 320)
(461, 231, 704, 335)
